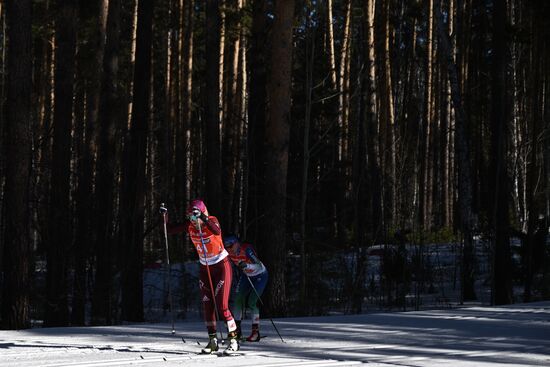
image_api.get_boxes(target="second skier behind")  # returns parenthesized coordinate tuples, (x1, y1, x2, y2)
(223, 234, 268, 342)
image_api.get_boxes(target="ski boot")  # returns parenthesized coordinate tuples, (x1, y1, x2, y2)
(235, 320, 243, 340)
(201, 334, 219, 354)
(223, 331, 240, 355)
(246, 324, 260, 342)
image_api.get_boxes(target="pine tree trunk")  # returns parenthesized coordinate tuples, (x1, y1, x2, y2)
(490, 0, 512, 306)
(421, 0, 435, 230)
(523, 0, 546, 303)
(300, 6, 314, 312)
(1, 0, 33, 330)
(222, 0, 244, 232)
(205, 0, 222, 214)
(435, 0, 476, 302)
(152, 0, 171, 241)
(92, 0, 122, 325)
(119, 0, 154, 322)
(177, 0, 194, 215)
(72, 0, 108, 326)
(382, 0, 396, 229)
(245, 0, 267, 242)
(45, 0, 78, 327)
(365, 0, 382, 241)
(262, 0, 294, 316)
(326, 0, 337, 89)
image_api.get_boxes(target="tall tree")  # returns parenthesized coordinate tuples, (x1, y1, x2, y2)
(435, 0, 476, 301)
(364, 0, 382, 241)
(245, 0, 268, 242)
(222, 0, 244, 232)
(1, 0, 33, 330)
(92, 0, 122, 325)
(176, 0, 194, 214)
(72, 0, 108, 326)
(205, 0, 222, 214)
(490, 0, 512, 305)
(45, 0, 78, 327)
(261, 0, 295, 316)
(299, 1, 315, 311)
(381, 0, 396, 229)
(421, 0, 435, 230)
(119, 0, 154, 322)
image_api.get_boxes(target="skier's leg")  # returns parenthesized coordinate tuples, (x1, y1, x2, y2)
(199, 270, 218, 353)
(232, 275, 245, 338)
(212, 258, 240, 353)
(246, 272, 268, 342)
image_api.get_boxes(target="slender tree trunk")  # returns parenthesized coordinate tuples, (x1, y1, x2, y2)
(219, 0, 226, 126)
(152, 0, 170, 230)
(436, 0, 476, 301)
(365, 0, 382, 241)
(92, 0, 121, 325)
(523, 0, 546, 303)
(1, 0, 32, 330)
(382, 0, 396, 229)
(119, 0, 154, 322)
(205, 0, 222, 214)
(443, 0, 455, 228)
(72, 0, 108, 326)
(166, 0, 180, 212)
(326, 0, 337, 89)
(337, 0, 351, 163)
(262, 0, 294, 316)
(246, 0, 267, 242)
(222, 0, 243, 232)
(45, 0, 78, 327)
(177, 0, 193, 214)
(236, 25, 247, 235)
(300, 6, 314, 313)
(335, 0, 352, 241)
(490, 0, 512, 306)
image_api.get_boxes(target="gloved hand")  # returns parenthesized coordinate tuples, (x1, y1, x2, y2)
(189, 208, 208, 222)
(238, 261, 247, 271)
(189, 208, 200, 221)
(159, 204, 168, 223)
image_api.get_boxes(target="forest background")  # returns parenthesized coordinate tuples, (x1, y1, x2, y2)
(1, 0, 549, 330)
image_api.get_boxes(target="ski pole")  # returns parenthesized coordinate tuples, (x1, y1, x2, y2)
(160, 203, 175, 335)
(243, 273, 285, 343)
(196, 218, 225, 343)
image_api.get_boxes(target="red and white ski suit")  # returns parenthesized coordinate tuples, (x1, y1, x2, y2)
(168, 215, 236, 334)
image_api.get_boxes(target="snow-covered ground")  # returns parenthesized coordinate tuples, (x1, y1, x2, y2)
(1, 302, 549, 367)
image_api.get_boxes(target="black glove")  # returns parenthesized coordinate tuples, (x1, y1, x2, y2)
(238, 261, 247, 270)
(199, 211, 208, 222)
(159, 203, 168, 214)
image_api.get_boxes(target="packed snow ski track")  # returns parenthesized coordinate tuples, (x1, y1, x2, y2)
(1, 302, 549, 367)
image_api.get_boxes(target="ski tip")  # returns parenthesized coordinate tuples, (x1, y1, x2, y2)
(221, 352, 242, 357)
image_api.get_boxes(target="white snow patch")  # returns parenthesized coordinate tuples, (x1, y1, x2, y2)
(0, 302, 549, 367)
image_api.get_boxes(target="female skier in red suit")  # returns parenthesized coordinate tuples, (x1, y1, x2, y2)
(166, 199, 239, 354)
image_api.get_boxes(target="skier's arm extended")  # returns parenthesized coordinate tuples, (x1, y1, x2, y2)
(198, 212, 221, 235)
(245, 247, 261, 264)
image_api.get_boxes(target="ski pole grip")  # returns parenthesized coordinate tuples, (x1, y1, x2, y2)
(159, 203, 167, 214)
